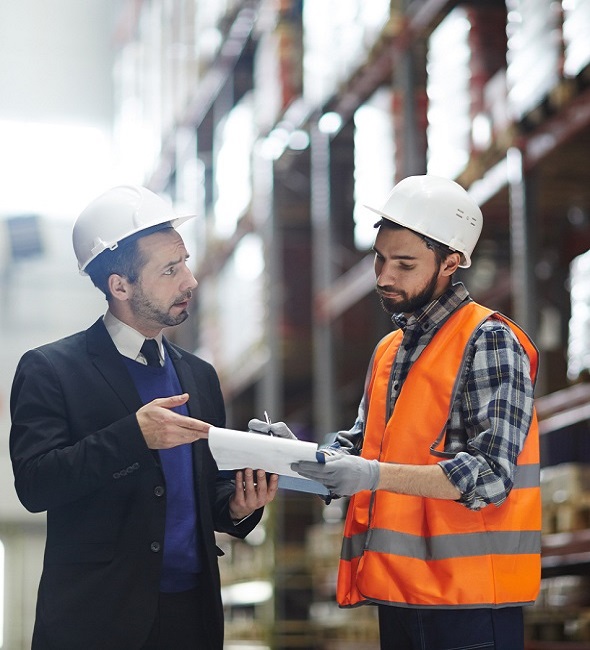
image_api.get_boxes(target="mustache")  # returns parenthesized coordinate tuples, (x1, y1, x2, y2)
(174, 291, 192, 304)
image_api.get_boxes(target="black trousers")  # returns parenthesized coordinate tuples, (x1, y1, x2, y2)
(378, 604, 524, 650)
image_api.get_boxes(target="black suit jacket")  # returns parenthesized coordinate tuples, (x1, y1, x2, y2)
(10, 318, 261, 650)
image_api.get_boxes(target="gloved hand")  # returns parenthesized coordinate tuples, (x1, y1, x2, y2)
(248, 418, 298, 440)
(291, 454, 380, 496)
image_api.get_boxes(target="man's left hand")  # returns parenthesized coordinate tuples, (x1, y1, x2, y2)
(292, 454, 380, 497)
(229, 468, 279, 521)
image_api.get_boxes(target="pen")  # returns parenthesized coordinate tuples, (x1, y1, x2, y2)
(263, 411, 273, 435)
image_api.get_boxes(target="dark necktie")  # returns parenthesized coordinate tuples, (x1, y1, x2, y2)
(140, 339, 161, 367)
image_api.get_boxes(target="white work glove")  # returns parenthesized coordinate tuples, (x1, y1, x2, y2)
(291, 453, 380, 496)
(248, 418, 298, 440)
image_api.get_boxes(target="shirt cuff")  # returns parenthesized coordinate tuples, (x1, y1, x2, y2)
(232, 511, 255, 526)
(439, 455, 485, 511)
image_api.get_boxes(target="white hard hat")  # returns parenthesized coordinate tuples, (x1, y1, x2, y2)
(73, 185, 195, 273)
(365, 175, 483, 267)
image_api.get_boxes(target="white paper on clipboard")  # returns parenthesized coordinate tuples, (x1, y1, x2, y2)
(209, 427, 329, 495)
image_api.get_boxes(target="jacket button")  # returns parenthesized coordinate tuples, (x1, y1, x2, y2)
(154, 486, 165, 497)
(150, 542, 161, 553)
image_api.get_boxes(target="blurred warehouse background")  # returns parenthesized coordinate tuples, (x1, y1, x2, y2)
(2, 0, 590, 648)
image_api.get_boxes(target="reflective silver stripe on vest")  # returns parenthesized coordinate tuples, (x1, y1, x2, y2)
(513, 463, 540, 489)
(341, 528, 541, 562)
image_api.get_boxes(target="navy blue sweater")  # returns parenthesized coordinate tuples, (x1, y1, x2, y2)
(123, 354, 201, 592)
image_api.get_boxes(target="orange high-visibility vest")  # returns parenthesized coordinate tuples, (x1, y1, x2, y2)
(337, 302, 541, 608)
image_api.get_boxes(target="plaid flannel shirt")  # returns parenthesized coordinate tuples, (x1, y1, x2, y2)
(336, 283, 535, 511)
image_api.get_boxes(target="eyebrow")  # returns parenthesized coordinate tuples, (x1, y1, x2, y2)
(161, 252, 190, 269)
(371, 245, 418, 261)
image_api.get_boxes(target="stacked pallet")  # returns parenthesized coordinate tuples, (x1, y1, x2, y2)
(542, 463, 590, 534)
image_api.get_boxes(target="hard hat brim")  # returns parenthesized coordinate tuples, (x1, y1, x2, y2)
(78, 212, 197, 275)
(364, 203, 400, 223)
(364, 203, 425, 233)
(363, 204, 471, 268)
(171, 213, 197, 229)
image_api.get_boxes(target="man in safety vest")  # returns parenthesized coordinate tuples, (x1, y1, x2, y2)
(250, 175, 541, 649)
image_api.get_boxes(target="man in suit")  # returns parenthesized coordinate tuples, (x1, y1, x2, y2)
(10, 185, 278, 650)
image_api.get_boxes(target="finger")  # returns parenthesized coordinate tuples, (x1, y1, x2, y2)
(291, 461, 325, 481)
(152, 393, 190, 408)
(256, 470, 280, 505)
(251, 469, 268, 499)
(267, 473, 279, 500)
(270, 422, 294, 439)
(240, 469, 261, 507)
(242, 469, 272, 508)
(175, 415, 210, 438)
(241, 468, 257, 492)
(248, 419, 271, 434)
(233, 470, 246, 504)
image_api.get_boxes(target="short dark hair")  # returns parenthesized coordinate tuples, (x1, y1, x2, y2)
(374, 218, 455, 266)
(86, 223, 173, 300)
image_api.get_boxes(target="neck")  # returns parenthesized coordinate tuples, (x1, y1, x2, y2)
(107, 304, 163, 339)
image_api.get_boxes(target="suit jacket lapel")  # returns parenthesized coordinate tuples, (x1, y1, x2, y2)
(86, 318, 143, 414)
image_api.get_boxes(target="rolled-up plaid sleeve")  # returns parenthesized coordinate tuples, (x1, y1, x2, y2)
(438, 320, 535, 510)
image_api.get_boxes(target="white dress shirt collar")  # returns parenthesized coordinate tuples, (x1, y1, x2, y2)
(103, 311, 164, 364)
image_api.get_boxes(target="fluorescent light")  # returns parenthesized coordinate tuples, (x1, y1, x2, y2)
(221, 580, 273, 606)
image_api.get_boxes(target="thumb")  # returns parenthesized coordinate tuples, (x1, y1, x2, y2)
(153, 393, 190, 409)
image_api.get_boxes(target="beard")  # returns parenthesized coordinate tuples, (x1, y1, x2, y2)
(376, 269, 440, 315)
(130, 285, 192, 328)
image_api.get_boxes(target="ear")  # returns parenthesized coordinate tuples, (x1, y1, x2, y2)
(108, 274, 131, 302)
(440, 252, 461, 277)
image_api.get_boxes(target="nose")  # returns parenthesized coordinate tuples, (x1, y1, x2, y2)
(181, 265, 198, 291)
(375, 258, 393, 286)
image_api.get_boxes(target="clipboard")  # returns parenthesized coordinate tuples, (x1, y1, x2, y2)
(209, 427, 329, 496)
